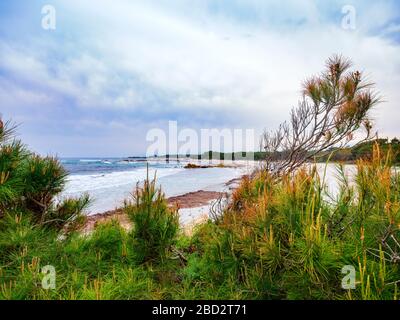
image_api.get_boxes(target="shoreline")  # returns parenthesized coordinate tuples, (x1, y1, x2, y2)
(63, 159, 255, 214)
(79, 174, 247, 235)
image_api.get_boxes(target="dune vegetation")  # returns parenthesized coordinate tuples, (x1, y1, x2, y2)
(1, 56, 399, 300)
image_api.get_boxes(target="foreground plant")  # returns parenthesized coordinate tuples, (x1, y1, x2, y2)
(262, 55, 381, 176)
(196, 143, 399, 300)
(0, 117, 90, 230)
(124, 171, 179, 263)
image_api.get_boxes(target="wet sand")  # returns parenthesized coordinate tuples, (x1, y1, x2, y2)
(167, 190, 225, 208)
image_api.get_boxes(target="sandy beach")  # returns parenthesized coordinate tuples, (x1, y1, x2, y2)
(61, 159, 254, 212)
(79, 171, 246, 235)
(75, 161, 360, 235)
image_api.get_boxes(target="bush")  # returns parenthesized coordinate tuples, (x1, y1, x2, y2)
(49, 193, 90, 232)
(125, 173, 179, 263)
(0, 117, 90, 230)
(62, 220, 129, 276)
(0, 213, 55, 263)
(188, 145, 400, 300)
(22, 155, 68, 219)
(0, 121, 29, 216)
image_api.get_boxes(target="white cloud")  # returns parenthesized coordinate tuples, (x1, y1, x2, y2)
(1, 0, 400, 155)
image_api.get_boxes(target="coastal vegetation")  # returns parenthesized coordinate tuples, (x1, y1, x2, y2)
(190, 138, 400, 164)
(1, 56, 399, 300)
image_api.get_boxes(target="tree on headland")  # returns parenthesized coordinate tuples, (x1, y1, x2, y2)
(262, 55, 381, 176)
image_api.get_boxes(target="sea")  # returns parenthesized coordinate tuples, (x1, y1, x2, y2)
(59, 158, 251, 215)
(59, 158, 360, 218)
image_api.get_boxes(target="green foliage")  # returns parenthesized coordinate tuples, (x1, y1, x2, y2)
(125, 173, 179, 263)
(0, 140, 28, 214)
(186, 146, 400, 300)
(0, 213, 56, 264)
(48, 193, 91, 231)
(62, 220, 130, 276)
(22, 155, 68, 218)
(0, 117, 90, 229)
(319, 138, 400, 164)
(1, 148, 399, 300)
(1, 115, 400, 300)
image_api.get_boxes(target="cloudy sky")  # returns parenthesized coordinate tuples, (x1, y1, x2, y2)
(0, 0, 399, 157)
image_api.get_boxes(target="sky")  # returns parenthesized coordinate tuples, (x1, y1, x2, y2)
(0, 0, 399, 157)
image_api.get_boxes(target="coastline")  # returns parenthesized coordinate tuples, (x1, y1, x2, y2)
(72, 161, 364, 235)
(79, 174, 246, 235)
(62, 159, 254, 215)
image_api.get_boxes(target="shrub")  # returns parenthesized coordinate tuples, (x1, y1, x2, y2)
(22, 155, 68, 220)
(0, 213, 53, 263)
(49, 193, 90, 232)
(190, 145, 400, 299)
(125, 173, 179, 263)
(0, 117, 90, 230)
(0, 120, 29, 217)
